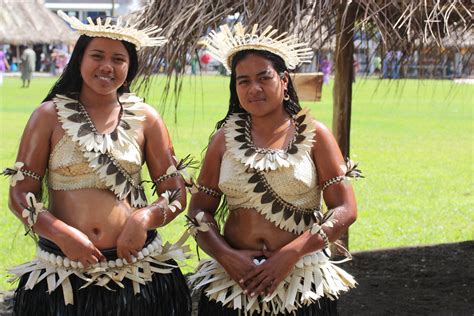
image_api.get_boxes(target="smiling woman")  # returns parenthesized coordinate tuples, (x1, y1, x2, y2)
(3, 11, 191, 316)
(79, 38, 130, 97)
(187, 23, 360, 315)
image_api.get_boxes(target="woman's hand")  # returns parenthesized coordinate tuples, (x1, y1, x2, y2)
(116, 209, 149, 263)
(241, 247, 299, 297)
(57, 226, 105, 269)
(218, 249, 264, 291)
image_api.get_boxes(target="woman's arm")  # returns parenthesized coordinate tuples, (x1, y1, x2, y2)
(116, 103, 187, 261)
(243, 120, 358, 296)
(8, 102, 105, 267)
(187, 129, 228, 257)
(285, 120, 358, 254)
(188, 130, 263, 287)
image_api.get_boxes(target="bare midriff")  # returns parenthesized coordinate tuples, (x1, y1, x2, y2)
(48, 188, 133, 249)
(224, 208, 298, 252)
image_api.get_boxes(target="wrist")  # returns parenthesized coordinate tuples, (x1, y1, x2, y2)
(214, 245, 236, 263)
(50, 222, 78, 249)
(279, 244, 304, 264)
(134, 208, 154, 230)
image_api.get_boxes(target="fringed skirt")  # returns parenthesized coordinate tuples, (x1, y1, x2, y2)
(190, 251, 356, 316)
(198, 293, 337, 316)
(11, 230, 192, 316)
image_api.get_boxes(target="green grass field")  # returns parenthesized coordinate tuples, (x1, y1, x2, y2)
(0, 75, 472, 290)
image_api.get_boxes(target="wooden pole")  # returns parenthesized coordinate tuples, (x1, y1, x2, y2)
(332, 1, 357, 253)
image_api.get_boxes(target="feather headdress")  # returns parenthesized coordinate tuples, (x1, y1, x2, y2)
(206, 23, 313, 72)
(57, 10, 166, 50)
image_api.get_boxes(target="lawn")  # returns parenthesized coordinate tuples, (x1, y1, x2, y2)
(0, 75, 472, 290)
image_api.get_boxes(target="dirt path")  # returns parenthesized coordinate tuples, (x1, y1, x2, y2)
(338, 241, 474, 315)
(1, 241, 472, 315)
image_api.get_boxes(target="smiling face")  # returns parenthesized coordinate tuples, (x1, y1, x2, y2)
(234, 53, 288, 117)
(80, 37, 130, 97)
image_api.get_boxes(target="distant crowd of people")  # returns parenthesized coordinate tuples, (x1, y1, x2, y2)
(0, 45, 70, 87)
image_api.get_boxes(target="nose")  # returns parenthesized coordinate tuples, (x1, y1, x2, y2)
(99, 61, 113, 74)
(248, 81, 263, 94)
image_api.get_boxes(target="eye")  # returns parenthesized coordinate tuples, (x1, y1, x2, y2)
(113, 57, 126, 63)
(91, 54, 102, 60)
(237, 79, 249, 85)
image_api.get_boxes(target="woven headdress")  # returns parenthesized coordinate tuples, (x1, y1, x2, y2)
(206, 23, 313, 72)
(57, 10, 166, 50)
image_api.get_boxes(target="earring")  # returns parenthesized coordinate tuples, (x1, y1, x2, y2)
(284, 93, 290, 101)
(123, 80, 129, 87)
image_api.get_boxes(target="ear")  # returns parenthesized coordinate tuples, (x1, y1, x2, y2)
(281, 71, 289, 90)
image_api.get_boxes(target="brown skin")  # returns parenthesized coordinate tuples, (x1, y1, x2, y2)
(8, 38, 186, 269)
(188, 53, 357, 297)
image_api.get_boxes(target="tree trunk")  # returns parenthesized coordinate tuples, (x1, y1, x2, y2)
(332, 1, 357, 254)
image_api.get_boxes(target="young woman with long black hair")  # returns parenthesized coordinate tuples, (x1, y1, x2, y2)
(5, 12, 191, 315)
(187, 24, 360, 315)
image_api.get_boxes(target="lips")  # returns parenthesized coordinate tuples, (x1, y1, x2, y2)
(96, 75, 114, 81)
(249, 98, 266, 103)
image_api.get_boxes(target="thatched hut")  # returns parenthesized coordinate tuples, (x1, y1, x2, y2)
(0, 0, 77, 45)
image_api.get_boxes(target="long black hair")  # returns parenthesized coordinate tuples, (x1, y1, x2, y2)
(43, 34, 138, 102)
(214, 49, 302, 130)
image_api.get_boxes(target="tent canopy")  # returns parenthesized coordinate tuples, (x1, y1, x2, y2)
(0, 0, 77, 45)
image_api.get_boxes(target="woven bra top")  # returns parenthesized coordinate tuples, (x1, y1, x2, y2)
(48, 134, 142, 191)
(218, 110, 323, 234)
(47, 94, 144, 195)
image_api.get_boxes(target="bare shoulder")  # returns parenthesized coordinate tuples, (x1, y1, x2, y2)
(133, 101, 168, 141)
(207, 128, 226, 157)
(131, 100, 162, 124)
(313, 119, 335, 148)
(28, 101, 58, 129)
(310, 119, 345, 178)
(138, 101, 159, 116)
(35, 100, 57, 118)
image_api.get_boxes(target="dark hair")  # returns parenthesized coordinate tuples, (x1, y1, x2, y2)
(215, 49, 301, 130)
(43, 34, 138, 102)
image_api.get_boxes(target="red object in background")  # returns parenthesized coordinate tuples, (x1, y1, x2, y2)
(200, 53, 210, 65)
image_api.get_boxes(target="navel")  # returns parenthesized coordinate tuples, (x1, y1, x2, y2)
(92, 227, 101, 236)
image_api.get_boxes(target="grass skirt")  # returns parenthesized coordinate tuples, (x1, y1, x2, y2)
(190, 251, 354, 315)
(198, 290, 338, 316)
(12, 231, 191, 316)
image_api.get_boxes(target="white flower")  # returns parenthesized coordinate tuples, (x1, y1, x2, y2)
(194, 211, 210, 232)
(187, 211, 210, 237)
(165, 164, 177, 175)
(21, 192, 45, 227)
(10, 162, 25, 187)
(160, 190, 182, 213)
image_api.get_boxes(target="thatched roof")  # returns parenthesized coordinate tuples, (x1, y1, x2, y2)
(132, 0, 472, 94)
(0, 0, 77, 45)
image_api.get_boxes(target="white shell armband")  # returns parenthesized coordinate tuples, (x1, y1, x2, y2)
(185, 211, 219, 237)
(2, 162, 42, 186)
(21, 192, 47, 229)
(152, 155, 197, 191)
(188, 182, 222, 198)
(321, 159, 363, 191)
(160, 189, 182, 213)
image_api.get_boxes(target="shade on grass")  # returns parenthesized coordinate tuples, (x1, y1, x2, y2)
(0, 75, 472, 290)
